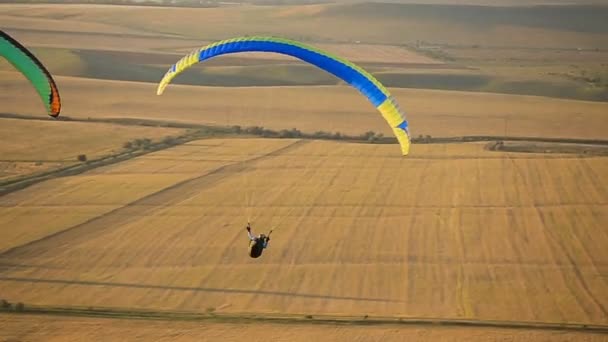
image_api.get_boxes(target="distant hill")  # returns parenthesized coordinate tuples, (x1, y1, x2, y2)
(320, 2, 608, 34)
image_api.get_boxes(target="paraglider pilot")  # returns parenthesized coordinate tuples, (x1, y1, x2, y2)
(246, 222, 271, 258)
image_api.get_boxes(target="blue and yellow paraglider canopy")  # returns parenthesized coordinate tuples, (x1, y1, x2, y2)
(157, 36, 410, 156)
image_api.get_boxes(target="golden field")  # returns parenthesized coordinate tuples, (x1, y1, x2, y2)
(2, 2, 608, 102)
(0, 117, 185, 162)
(0, 138, 289, 253)
(1, 314, 607, 342)
(0, 114, 186, 181)
(1, 2, 608, 339)
(2, 73, 608, 140)
(1, 139, 606, 326)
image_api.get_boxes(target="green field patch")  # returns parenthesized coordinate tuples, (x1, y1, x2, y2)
(375, 71, 608, 101)
(487, 79, 608, 101)
(376, 72, 492, 91)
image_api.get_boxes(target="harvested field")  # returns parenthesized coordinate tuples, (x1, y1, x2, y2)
(2, 2, 608, 339)
(0, 138, 293, 254)
(0, 118, 184, 162)
(3, 3, 607, 103)
(0, 139, 606, 325)
(0, 116, 186, 181)
(0, 161, 64, 183)
(1, 314, 606, 342)
(2, 74, 607, 140)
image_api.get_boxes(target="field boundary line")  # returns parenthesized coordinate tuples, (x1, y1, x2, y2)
(0, 139, 308, 258)
(3, 113, 608, 146)
(0, 130, 204, 196)
(1, 305, 607, 333)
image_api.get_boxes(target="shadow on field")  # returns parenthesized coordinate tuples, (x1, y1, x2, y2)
(0, 276, 401, 303)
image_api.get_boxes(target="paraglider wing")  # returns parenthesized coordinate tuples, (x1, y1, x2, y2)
(0, 30, 61, 117)
(157, 36, 410, 155)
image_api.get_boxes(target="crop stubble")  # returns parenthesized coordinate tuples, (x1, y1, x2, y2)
(1, 314, 607, 342)
(0, 139, 606, 325)
(0, 116, 186, 181)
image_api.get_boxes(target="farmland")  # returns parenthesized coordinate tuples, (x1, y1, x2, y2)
(2, 75, 608, 140)
(0, 115, 186, 181)
(1, 1, 608, 340)
(2, 314, 607, 342)
(1, 139, 607, 325)
(0, 138, 291, 253)
(3, 2, 607, 48)
(2, 2, 608, 100)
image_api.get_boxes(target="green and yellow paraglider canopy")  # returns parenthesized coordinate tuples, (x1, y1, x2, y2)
(1, 30, 61, 117)
(157, 36, 411, 156)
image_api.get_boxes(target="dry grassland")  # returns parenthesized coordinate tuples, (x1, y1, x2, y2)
(2, 74, 607, 139)
(0, 139, 606, 325)
(1, 314, 606, 342)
